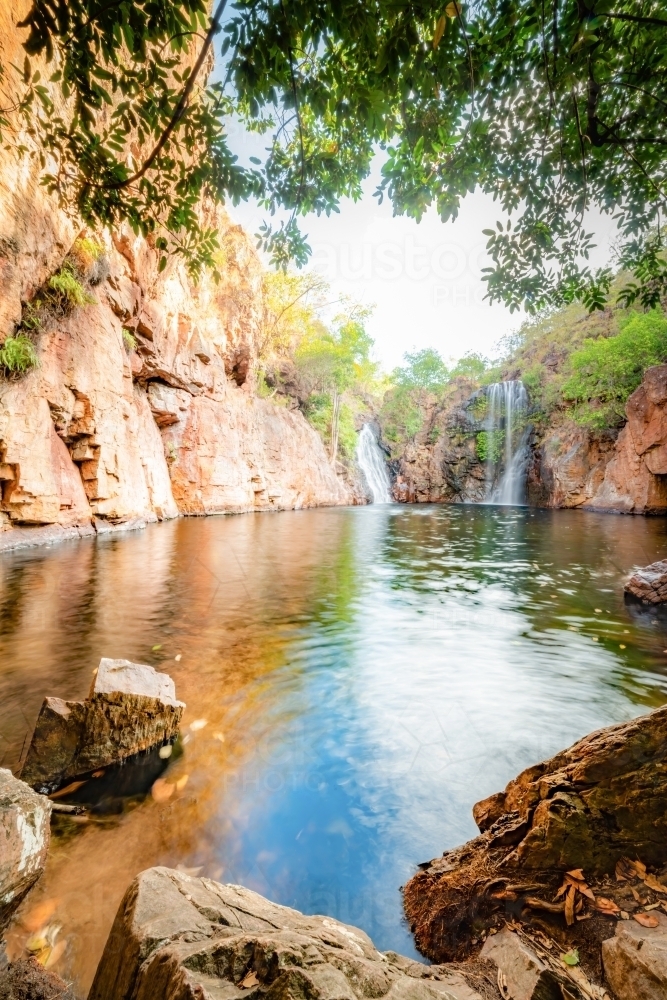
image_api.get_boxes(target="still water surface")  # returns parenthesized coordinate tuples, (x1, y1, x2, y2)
(2, 504, 667, 993)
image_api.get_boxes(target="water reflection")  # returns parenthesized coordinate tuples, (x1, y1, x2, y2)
(1, 505, 667, 994)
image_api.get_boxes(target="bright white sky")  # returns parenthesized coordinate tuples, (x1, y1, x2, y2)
(225, 122, 620, 373)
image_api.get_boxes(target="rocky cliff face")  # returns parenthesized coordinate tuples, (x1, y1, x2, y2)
(0, 8, 350, 551)
(387, 366, 667, 514)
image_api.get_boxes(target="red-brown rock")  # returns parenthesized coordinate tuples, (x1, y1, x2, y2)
(625, 559, 667, 604)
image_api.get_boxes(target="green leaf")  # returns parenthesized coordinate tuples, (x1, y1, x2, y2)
(561, 949, 579, 967)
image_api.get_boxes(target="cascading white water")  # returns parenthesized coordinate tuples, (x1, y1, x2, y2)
(484, 381, 529, 505)
(356, 424, 392, 504)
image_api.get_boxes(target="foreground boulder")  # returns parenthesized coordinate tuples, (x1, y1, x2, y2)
(90, 867, 483, 1000)
(625, 559, 667, 604)
(21, 659, 184, 792)
(0, 770, 51, 932)
(404, 704, 667, 962)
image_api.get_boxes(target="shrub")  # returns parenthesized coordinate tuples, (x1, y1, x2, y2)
(562, 310, 667, 428)
(379, 385, 422, 448)
(0, 335, 38, 376)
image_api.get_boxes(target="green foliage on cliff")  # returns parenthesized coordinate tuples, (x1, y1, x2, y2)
(475, 429, 504, 464)
(0, 335, 38, 376)
(562, 312, 667, 429)
(5, 1, 667, 306)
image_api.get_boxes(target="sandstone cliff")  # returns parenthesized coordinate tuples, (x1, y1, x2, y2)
(0, 8, 351, 551)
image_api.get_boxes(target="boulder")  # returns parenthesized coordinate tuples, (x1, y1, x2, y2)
(624, 560, 667, 604)
(602, 910, 667, 1000)
(90, 867, 483, 1000)
(404, 704, 667, 962)
(21, 659, 185, 792)
(0, 770, 51, 932)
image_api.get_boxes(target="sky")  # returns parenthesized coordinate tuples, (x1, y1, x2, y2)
(223, 109, 620, 375)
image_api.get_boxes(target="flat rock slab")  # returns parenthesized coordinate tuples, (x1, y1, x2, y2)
(481, 929, 564, 1000)
(602, 910, 667, 1000)
(21, 659, 185, 792)
(90, 867, 483, 1000)
(0, 769, 51, 932)
(625, 560, 667, 603)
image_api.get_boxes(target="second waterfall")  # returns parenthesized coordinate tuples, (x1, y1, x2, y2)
(482, 380, 529, 505)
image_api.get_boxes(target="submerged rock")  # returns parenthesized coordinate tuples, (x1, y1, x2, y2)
(21, 659, 184, 793)
(90, 866, 483, 1000)
(624, 559, 667, 604)
(0, 770, 51, 933)
(404, 704, 667, 962)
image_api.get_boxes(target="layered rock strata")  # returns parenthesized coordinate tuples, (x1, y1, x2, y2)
(0, 770, 51, 932)
(21, 659, 184, 793)
(403, 704, 667, 963)
(90, 867, 483, 1000)
(0, 5, 351, 552)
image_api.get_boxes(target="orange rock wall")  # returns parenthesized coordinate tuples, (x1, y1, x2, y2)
(0, 9, 350, 550)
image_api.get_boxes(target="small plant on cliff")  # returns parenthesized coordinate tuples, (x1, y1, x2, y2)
(562, 311, 667, 429)
(0, 334, 38, 377)
(48, 261, 96, 312)
(122, 328, 137, 352)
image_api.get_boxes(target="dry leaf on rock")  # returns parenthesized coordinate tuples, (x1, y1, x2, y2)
(565, 885, 576, 926)
(616, 857, 647, 881)
(594, 897, 620, 915)
(633, 912, 659, 928)
(175, 774, 189, 791)
(49, 780, 87, 800)
(240, 971, 259, 989)
(644, 873, 667, 894)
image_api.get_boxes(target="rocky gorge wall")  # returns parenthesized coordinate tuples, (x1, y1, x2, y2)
(387, 365, 667, 514)
(0, 8, 351, 552)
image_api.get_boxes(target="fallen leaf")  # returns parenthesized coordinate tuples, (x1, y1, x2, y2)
(644, 874, 667, 895)
(92, 770, 105, 778)
(561, 948, 579, 966)
(631, 886, 641, 902)
(189, 719, 208, 732)
(152, 644, 162, 651)
(595, 897, 620, 915)
(645, 902, 661, 911)
(565, 884, 576, 926)
(22, 900, 59, 932)
(49, 780, 87, 800)
(175, 654, 182, 661)
(620, 911, 630, 920)
(616, 857, 647, 881)
(151, 779, 174, 803)
(158, 744, 173, 759)
(240, 971, 259, 989)
(175, 774, 189, 791)
(634, 912, 659, 928)
(445, 1, 461, 15)
(567, 869, 585, 880)
(44, 939, 66, 969)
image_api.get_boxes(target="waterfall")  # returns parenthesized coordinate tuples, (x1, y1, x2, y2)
(484, 381, 529, 506)
(357, 424, 392, 504)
